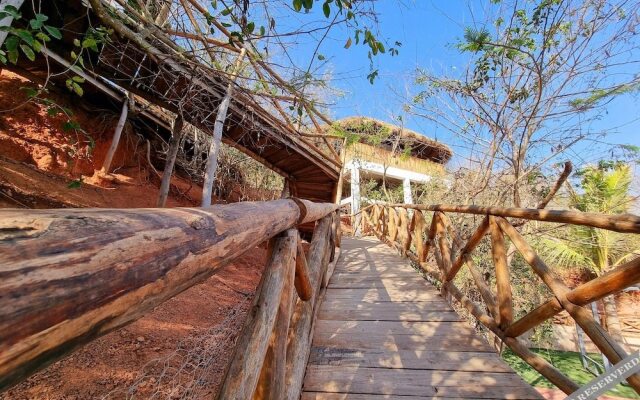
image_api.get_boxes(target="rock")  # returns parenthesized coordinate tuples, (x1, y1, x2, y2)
(136, 336, 145, 343)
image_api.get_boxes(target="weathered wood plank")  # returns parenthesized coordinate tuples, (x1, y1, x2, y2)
(304, 366, 540, 399)
(307, 347, 513, 372)
(317, 305, 462, 322)
(323, 288, 443, 302)
(303, 237, 541, 400)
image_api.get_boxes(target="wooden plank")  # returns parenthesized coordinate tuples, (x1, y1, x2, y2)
(323, 288, 443, 302)
(312, 331, 493, 352)
(313, 320, 477, 336)
(302, 394, 541, 400)
(307, 347, 513, 372)
(303, 366, 541, 399)
(303, 237, 541, 400)
(318, 304, 462, 322)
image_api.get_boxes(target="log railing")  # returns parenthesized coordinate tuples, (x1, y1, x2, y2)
(0, 199, 341, 399)
(360, 203, 640, 396)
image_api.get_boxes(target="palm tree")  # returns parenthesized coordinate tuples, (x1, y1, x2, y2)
(541, 162, 639, 346)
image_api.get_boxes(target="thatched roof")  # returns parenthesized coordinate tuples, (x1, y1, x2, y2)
(332, 117, 452, 164)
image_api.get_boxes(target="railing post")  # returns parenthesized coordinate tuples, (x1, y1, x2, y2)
(217, 228, 297, 400)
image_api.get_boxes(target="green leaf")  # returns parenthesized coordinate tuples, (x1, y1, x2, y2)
(246, 21, 255, 34)
(259, 25, 265, 36)
(0, 5, 21, 20)
(20, 86, 38, 98)
(29, 18, 43, 30)
(35, 13, 48, 22)
(35, 32, 50, 42)
(211, 0, 217, 9)
(302, 0, 313, 10)
(73, 38, 81, 47)
(292, 0, 302, 12)
(4, 35, 19, 52)
(15, 29, 34, 46)
(43, 25, 62, 40)
(317, 54, 325, 60)
(82, 37, 98, 51)
(72, 75, 85, 83)
(67, 179, 83, 189)
(20, 44, 35, 61)
(221, 7, 232, 16)
(72, 82, 83, 96)
(8, 48, 18, 64)
(323, 2, 330, 17)
(344, 37, 352, 49)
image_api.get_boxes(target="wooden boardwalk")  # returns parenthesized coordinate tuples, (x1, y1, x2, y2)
(302, 237, 542, 399)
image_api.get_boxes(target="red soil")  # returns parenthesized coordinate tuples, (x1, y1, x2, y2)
(0, 70, 267, 399)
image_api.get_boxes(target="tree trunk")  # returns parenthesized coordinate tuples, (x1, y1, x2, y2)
(156, 115, 184, 207)
(0, 0, 25, 48)
(101, 98, 129, 174)
(201, 48, 246, 206)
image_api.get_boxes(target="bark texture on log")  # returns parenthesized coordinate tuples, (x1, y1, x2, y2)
(218, 229, 297, 400)
(285, 214, 333, 400)
(0, 198, 340, 391)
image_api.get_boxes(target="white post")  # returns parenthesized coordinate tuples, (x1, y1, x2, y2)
(101, 98, 129, 174)
(0, 0, 24, 48)
(351, 166, 361, 236)
(403, 178, 413, 205)
(201, 48, 246, 206)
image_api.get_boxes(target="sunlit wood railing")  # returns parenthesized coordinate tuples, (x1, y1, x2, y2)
(0, 199, 341, 399)
(360, 203, 640, 396)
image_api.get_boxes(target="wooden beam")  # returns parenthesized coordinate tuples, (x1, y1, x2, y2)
(387, 203, 640, 234)
(505, 256, 640, 337)
(489, 216, 513, 329)
(0, 199, 312, 391)
(218, 229, 297, 400)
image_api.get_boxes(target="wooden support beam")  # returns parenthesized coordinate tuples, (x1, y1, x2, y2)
(0, 199, 319, 391)
(505, 255, 640, 337)
(294, 237, 313, 301)
(410, 210, 427, 262)
(101, 97, 129, 174)
(285, 214, 333, 399)
(434, 212, 452, 277)
(444, 217, 489, 282)
(218, 229, 297, 400)
(387, 203, 640, 234)
(489, 216, 513, 329)
(157, 115, 184, 207)
(496, 217, 640, 393)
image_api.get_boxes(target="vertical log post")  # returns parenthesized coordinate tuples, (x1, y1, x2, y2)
(217, 228, 297, 400)
(201, 47, 246, 206)
(157, 115, 185, 207)
(100, 97, 129, 174)
(285, 214, 333, 400)
(489, 216, 513, 329)
(254, 234, 296, 399)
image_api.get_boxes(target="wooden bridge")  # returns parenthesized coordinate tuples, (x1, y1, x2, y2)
(1, 199, 639, 399)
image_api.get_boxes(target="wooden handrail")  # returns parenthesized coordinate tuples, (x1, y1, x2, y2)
(0, 199, 340, 393)
(361, 203, 640, 396)
(384, 203, 640, 233)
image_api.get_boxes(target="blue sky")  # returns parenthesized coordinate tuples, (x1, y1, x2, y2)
(280, 1, 640, 170)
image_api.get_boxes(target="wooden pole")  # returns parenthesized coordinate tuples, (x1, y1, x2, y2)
(489, 216, 513, 329)
(100, 97, 129, 174)
(285, 215, 333, 400)
(496, 217, 640, 393)
(294, 237, 313, 301)
(201, 48, 246, 206)
(505, 255, 640, 337)
(387, 203, 640, 234)
(156, 115, 185, 207)
(0, 199, 318, 391)
(218, 229, 297, 400)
